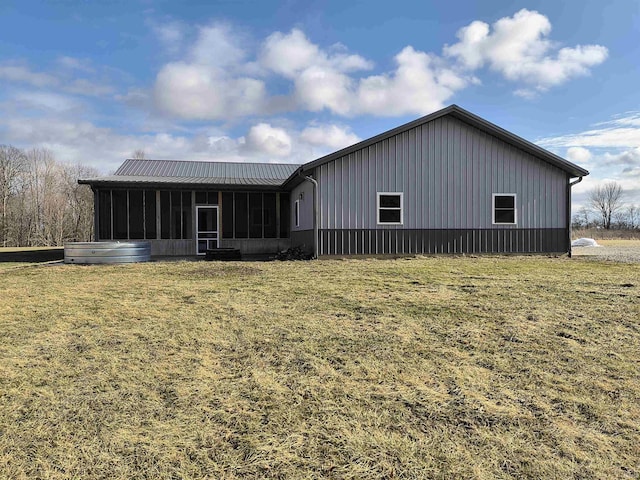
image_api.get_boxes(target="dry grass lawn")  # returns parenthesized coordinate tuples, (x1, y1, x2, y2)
(1, 255, 639, 479)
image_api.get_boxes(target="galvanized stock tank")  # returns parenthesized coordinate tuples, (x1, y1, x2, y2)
(64, 241, 151, 264)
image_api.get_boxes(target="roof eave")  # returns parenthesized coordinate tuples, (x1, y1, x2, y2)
(78, 179, 287, 191)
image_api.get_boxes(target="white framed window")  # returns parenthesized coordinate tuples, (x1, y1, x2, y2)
(377, 192, 403, 225)
(294, 199, 300, 227)
(492, 194, 517, 225)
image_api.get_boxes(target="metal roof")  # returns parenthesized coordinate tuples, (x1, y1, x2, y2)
(284, 104, 589, 187)
(79, 159, 301, 188)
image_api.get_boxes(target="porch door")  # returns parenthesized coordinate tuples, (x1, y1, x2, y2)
(196, 206, 218, 255)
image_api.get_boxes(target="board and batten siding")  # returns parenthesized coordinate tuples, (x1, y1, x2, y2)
(313, 115, 570, 255)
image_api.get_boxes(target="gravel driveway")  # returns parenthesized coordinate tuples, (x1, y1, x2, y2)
(572, 243, 640, 263)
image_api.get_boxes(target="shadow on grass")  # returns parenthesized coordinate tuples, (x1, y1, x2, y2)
(0, 249, 64, 263)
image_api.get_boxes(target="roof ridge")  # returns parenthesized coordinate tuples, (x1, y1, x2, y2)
(122, 158, 303, 167)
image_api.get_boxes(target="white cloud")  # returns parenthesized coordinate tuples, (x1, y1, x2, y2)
(65, 78, 114, 96)
(260, 28, 372, 78)
(444, 9, 608, 94)
(151, 20, 186, 55)
(539, 112, 640, 149)
(355, 46, 468, 116)
(294, 65, 355, 115)
(566, 146, 592, 164)
(0, 61, 115, 98)
(154, 62, 267, 119)
(260, 29, 322, 77)
(11, 91, 84, 113)
(244, 123, 292, 156)
(603, 147, 640, 170)
(189, 23, 247, 67)
(300, 124, 360, 149)
(152, 14, 607, 120)
(0, 64, 57, 88)
(261, 29, 466, 117)
(153, 24, 269, 120)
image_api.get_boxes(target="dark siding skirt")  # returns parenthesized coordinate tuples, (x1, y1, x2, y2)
(312, 229, 568, 255)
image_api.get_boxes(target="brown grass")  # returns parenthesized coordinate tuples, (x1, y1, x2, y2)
(1, 256, 639, 479)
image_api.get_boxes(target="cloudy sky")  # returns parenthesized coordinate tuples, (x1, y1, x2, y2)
(1, 0, 639, 208)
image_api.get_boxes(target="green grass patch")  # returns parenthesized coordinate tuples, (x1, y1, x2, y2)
(1, 256, 639, 479)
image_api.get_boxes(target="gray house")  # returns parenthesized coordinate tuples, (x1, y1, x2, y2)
(80, 105, 588, 257)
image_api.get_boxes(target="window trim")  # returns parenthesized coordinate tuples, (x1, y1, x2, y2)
(377, 192, 404, 225)
(492, 193, 517, 225)
(294, 199, 300, 227)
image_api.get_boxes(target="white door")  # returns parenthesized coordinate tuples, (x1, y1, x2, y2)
(196, 206, 218, 255)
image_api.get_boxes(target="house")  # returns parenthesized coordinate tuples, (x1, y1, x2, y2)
(79, 105, 589, 257)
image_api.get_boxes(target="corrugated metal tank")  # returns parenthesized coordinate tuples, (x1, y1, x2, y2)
(64, 242, 151, 264)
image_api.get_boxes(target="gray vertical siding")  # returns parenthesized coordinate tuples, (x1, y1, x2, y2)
(313, 115, 570, 255)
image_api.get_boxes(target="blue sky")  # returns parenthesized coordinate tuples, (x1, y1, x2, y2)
(1, 0, 639, 207)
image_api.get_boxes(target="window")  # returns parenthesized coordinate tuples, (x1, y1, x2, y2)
(493, 194, 517, 224)
(294, 199, 300, 227)
(377, 193, 403, 225)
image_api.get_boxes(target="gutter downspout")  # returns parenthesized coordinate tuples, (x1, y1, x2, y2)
(568, 176, 583, 258)
(299, 171, 319, 259)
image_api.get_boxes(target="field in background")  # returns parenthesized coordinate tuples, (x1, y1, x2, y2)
(1, 256, 639, 479)
(573, 228, 640, 240)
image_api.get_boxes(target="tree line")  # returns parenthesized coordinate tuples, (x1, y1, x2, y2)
(573, 181, 639, 230)
(0, 145, 97, 247)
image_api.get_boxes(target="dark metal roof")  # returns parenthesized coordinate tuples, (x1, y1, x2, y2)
(79, 159, 301, 188)
(284, 104, 589, 187)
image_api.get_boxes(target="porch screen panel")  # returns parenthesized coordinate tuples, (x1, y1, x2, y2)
(222, 192, 233, 239)
(263, 193, 277, 238)
(182, 191, 192, 239)
(112, 190, 128, 240)
(234, 193, 248, 238)
(160, 191, 170, 239)
(171, 191, 182, 238)
(98, 189, 111, 240)
(128, 190, 144, 239)
(249, 193, 262, 238)
(144, 190, 156, 239)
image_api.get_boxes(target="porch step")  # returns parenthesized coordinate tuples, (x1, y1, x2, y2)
(204, 248, 242, 261)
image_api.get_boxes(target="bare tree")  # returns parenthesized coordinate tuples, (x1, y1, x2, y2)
(623, 204, 639, 229)
(589, 181, 624, 230)
(572, 206, 592, 229)
(62, 163, 97, 241)
(132, 149, 146, 160)
(0, 145, 27, 247)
